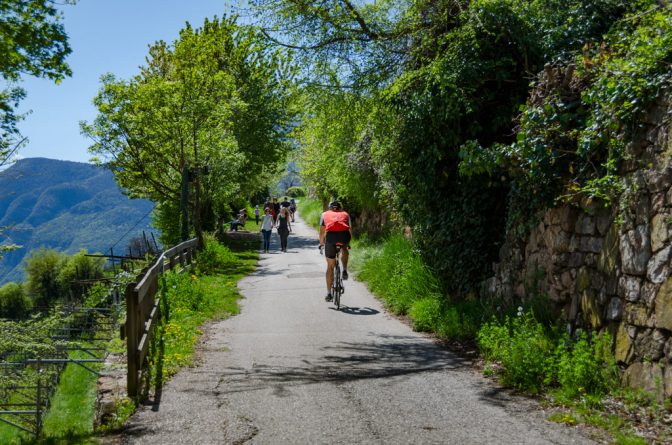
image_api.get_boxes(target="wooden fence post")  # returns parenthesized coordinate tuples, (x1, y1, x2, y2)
(125, 282, 139, 398)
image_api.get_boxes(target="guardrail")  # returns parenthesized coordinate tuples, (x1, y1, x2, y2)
(123, 238, 198, 397)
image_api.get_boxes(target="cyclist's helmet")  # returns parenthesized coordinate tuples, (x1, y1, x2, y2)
(329, 201, 341, 210)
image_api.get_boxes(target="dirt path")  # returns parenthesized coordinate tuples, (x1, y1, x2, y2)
(120, 213, 596, 444)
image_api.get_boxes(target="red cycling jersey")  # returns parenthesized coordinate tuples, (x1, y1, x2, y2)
(321, 210, 350, 232)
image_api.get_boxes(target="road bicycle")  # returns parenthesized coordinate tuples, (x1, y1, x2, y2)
(319, 243, 345, 310)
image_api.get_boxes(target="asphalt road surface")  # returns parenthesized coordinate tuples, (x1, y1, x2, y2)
(122, 213, 595, 445)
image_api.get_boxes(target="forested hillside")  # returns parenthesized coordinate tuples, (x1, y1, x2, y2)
(0, 158, 154, 283)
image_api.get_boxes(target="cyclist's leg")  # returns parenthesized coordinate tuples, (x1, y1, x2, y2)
(324, 240, 338, 298)
(336, 232, 351, 278)
(341, 247, 349, 271)
(326, 257, 336, 296)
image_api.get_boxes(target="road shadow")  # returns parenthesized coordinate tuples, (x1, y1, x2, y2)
(284, 234, 319, 250)
(197, 334, 466, 396)
(330, 306, 379, 315)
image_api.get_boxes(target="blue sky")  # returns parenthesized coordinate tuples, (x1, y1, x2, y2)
(17, 0, 244, 164)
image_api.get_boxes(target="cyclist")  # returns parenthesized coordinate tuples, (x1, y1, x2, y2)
(319, 201, 352, 302)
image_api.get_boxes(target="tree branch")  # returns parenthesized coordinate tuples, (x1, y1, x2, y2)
(260, 28, 375, 50)
(340, 0, 379, 38)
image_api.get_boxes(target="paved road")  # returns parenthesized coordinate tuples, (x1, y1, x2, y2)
(123, 213, 595, 445)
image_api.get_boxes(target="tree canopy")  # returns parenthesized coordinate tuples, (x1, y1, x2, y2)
(83, 17, 296, 245)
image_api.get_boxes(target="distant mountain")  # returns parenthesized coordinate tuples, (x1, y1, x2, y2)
(0, 158, 156, 284)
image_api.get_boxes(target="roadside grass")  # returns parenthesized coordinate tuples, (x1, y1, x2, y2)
(296, 197, 323, 231)
(546, 389, 668, 445)
(350, 234, 485, 339)
(157, 271, 243, 377)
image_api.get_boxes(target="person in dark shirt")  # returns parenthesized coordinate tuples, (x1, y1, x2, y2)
(272, 196, 281, 224)
(276, 206, 292, 252)
(289, 198, 297, 222)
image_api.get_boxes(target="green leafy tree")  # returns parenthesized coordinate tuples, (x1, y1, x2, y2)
(295, 87, 392, 233)
(250, 0, 411, 88)
(83, 17, 296, 245)
(0, 281, 32, 318)
(0, 0, 75, 261)
(24, 248, 66, 308)
(58, 250, 106, 301)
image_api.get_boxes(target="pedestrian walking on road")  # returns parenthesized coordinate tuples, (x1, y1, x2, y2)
(289, 198, 297, 222)
(276, 207, 292, 252)
(254, 205, 260, 225)
(260, 207, 274, 253)
(272, 196, 280, 224)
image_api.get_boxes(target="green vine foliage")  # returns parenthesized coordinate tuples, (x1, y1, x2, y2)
(285, 0, 656, 293)
(461, 1, 672, 235)
(578, 3, 672, 166)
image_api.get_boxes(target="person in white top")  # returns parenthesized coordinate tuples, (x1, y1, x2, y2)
(260, 207, 274, 253)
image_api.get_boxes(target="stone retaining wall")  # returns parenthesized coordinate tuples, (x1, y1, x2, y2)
(486, 94, 672, 399)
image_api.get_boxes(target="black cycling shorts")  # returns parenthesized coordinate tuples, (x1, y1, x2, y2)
(325, 231, 351, 259)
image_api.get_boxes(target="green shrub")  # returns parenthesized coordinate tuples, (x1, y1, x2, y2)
(286, 186, 306, 197)
(435, 302, 484, 340)
(478, 311, 618, 397)
(59, 249, 106, 301)
(24, 248, 67, 307)
(197, 235, 238, 275)
(0, 282, 32, 318)
(409, 297, 441, 332)
(477, 311, 554, 393)
(552, 330, 618, 398)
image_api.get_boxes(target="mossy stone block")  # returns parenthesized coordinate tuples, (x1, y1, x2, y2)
(655, 276, 672, 331)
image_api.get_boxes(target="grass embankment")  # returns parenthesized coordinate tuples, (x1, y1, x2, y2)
(40, 350, 103, 444)
(351, 235, 485, 339)
(350, 234, 669, 445)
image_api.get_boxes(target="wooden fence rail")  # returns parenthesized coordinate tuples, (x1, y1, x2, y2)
(124, 238, 198, 397)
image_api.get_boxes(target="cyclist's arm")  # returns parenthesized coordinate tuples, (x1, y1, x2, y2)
(319, 213, 325, 246)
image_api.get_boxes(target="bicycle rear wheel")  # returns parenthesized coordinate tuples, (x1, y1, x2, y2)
(332, 263, 341, 310)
